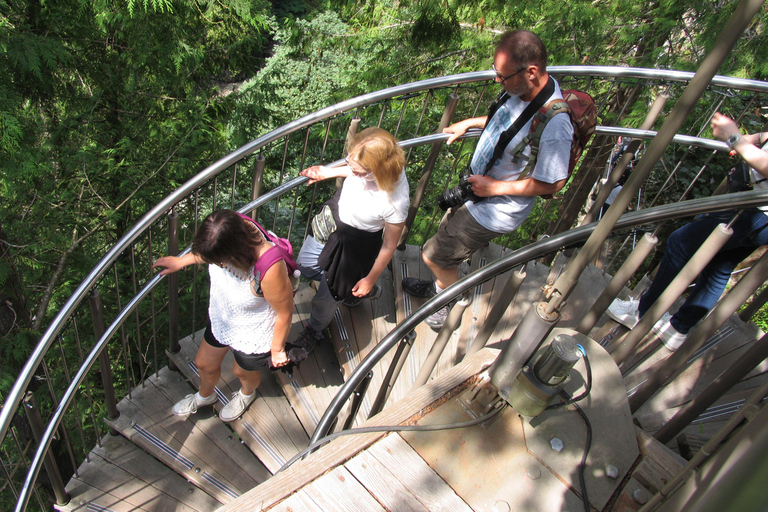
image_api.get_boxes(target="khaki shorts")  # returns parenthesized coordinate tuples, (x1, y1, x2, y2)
(422, 205, 503, 269)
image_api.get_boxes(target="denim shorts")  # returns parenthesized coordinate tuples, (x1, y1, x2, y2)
(423, 205, 503, 269)
(204, 322, 270, 371)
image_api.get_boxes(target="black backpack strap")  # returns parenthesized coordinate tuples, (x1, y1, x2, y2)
(482, 76, 556, 175)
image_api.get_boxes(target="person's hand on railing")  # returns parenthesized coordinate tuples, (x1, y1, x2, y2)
(301, 164, 351, 184)
(153, 253, 201, 275)
(443, 116, 487, 145)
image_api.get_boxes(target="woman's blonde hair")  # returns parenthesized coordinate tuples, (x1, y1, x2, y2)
(346, 127, 405, 193)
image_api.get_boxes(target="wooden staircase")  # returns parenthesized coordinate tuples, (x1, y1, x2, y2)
(56, 242, 768, 511)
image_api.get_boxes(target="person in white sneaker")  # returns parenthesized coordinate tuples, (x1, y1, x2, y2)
(608, 112, 768, 351)
(154, 210, 292, 421)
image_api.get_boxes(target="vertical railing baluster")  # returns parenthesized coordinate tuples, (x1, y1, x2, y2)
(273, 137, 291, 232)
(71, 315, 101, 452)
(89, 290, 119, 424)
(148, 226, 159, 377)
(167, 209, 180, 358)
(231, 163, 238, 209)
(54, 335, 82, 478)
(129, 246, 148, 379)
(251, 154, 266, 222)
(72, 317, 101, 456)
(11, 428, 47, 510)
(398, 92, 459, 248)
(112, 265, 134, 392)
(23, 392, 70, 506)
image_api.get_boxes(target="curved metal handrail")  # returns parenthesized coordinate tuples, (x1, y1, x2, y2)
(5, 66, 768, 510)
(309, 189, 768, 444)
(5, 64, 746, 444)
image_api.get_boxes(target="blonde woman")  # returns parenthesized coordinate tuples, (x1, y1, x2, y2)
(294, 128, 409, 352)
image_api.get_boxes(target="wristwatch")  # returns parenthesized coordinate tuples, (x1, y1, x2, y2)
(727, 133, 742, 148)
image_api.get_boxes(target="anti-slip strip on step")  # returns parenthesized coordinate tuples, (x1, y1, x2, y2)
(400, 263, 412, 316)
(86, 503, 117, 512)
(188, 361, 229, 404)
(334, 309, 349, 341)
(289, 380, 320, 426)
(132, 424, 194, 470)
(202, 472, 240, 499)
(242, 420, 285, 467)
(688, 325, 736, 364)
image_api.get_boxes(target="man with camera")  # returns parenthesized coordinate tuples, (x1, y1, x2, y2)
(402, 30, 573, 329)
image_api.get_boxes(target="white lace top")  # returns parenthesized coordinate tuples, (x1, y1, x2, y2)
(208, 263, 276, 354)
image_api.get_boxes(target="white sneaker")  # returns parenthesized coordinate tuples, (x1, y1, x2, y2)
(652, 312, 687, 351)
(606, 298, 640, 328)
(172, 392, 217, 416)
(219, 390, 256, 422)
(425, 305, 451, 331)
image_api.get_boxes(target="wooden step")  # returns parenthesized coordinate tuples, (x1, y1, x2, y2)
(58, 433, 221, 512)
(106, 367, 268, 503)
(169, 331, 311, 474)
(327, 265, 399, 426)
(274, 283, 345, 434)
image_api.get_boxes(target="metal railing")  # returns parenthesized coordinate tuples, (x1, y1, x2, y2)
(3, 67, 768, 510)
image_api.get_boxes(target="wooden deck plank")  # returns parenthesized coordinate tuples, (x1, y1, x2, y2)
(491, 259, 549, 345)
(60, 434, 217, 512)
(275, 283, 345, 435)
(170, 331, 310, 470)
(267, 490, 322, 511)
(366, 433, 472, 512)
(215, 348, 499, 512)
(343, 441, 430, 512)
(108, 373, 261, 502)
(301, 466, 385, 511)
(629, 316, 763, 417)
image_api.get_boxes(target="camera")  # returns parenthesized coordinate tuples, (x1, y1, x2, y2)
(437, 171, 478, 210)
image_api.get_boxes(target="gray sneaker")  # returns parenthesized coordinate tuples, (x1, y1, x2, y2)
(425, 304, 451, 331)
(219, 390, 256, 422)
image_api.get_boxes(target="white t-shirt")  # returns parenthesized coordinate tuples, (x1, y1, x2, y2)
(466, 78, 574, 233)
(338, 169, 410, 231)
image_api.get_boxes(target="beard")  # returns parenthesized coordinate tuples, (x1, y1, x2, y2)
(507, 79, 534, 98)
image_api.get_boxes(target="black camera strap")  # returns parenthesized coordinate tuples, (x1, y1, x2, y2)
(482, 76, 555, 175)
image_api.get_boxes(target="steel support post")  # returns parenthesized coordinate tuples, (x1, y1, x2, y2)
(23, 392, 70, 506)
(167, 209, 180, 355)
(465, 266, 526, 358)
(581, 92, 670, 226)
(578, 232, 658, 335)
(341, 371, 373, 431)
(368, 331, 416, 419)
(545, 0, 757, 313)
(611, 224, 732, 367)
(411, 295, 471, 391)
(489, 302, 559, 399)
(398, 93, 459, 249)
(250, 154, 266, 222)
(739, 284, 768, 322)
(642, 384, 768, 512)
(629, 247, 768, 413)
(337, 118, 361, 189)
(88, 290, 119, 424)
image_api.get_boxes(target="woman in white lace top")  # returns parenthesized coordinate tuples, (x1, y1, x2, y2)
(153, 210, 292, 422)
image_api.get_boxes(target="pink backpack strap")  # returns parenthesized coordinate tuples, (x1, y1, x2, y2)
(237, 213, 300, 295)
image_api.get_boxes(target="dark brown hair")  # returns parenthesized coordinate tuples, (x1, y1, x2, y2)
(192, 210, 262, 270)
(495, 30, 547, 72)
